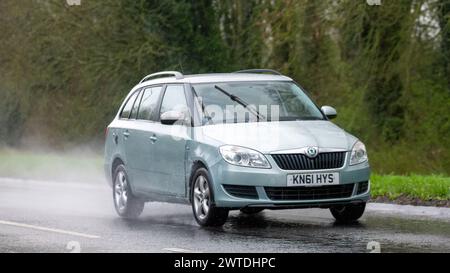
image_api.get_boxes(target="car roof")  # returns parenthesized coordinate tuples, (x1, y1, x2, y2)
(133, 73, 293, 89)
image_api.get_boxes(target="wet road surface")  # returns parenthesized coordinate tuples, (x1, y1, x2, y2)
(0, 178, 449, 253)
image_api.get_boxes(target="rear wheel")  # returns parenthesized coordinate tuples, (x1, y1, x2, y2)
(330, 203, 366, 223)
(240, 208, 264, 215)
(113, 165, 145, 219)
(191, 168, 229, 227)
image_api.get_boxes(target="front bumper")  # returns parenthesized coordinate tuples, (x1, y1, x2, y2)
(209, 153, 371, 209)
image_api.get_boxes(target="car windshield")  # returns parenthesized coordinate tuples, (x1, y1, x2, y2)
(193, 81, 325, 124)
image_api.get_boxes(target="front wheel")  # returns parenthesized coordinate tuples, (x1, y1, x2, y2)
(330, 203, 366, 223)
(191, 168, 229, 227)
(113, 165, 145, 219)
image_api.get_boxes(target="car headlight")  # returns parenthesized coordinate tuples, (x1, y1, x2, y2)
(219, 145, 271, 169)
(350, 141, 368, 166)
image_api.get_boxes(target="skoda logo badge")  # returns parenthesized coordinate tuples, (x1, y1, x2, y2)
(306, 147, 318, 158)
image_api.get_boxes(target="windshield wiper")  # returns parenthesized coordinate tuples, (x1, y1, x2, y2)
(214, 85, 265, 122)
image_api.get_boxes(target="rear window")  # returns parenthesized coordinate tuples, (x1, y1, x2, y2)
(130, 90, 143, 119)
(120, 91, 140, 119)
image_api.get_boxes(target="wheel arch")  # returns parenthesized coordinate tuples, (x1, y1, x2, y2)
(188, 160, 210, 204)
(111, 157, 125, 181)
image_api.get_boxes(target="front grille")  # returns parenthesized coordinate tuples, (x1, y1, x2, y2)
(223, 185, 258, 199)
(272, 152, 346, 170)
(265, 184, 354, 201)
(356, 181, 369, 195)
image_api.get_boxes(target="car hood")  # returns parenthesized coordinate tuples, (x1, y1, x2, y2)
(199, 121, 357, 153)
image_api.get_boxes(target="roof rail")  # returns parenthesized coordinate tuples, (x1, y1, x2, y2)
(139, 71, 184, 84)
(233, 69, 283, 76)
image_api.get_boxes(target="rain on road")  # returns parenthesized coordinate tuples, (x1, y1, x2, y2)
(0, 178, 449, 253)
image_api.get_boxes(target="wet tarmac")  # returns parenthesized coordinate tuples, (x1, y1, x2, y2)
(0, 178, 448, 253)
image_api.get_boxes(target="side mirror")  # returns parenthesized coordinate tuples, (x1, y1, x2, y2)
(160, 110, 186, 125)
(321, 106, 337, 120)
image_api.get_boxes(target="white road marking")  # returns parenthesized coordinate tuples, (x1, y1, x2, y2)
(163, 247, 199, 253)
(0, 220, 100, 239)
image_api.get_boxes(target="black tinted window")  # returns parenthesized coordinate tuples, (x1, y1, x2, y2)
(137, 86, 163, 121)
(130, 90, 143, 119)
(160, 85, 188, 115)
(120, 91, 139, 119)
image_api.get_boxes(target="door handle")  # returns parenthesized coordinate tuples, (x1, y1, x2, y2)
(149, 135, 158, 143)
(123, 131, 130, 138)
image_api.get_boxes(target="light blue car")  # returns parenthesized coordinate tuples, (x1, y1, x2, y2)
(104, 70, 370, 226)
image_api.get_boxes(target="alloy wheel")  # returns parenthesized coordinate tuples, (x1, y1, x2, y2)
(114, 170, 128, 213)
(193, 175, 210, 220)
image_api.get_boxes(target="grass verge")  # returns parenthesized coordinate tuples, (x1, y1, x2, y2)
(370, 174, 450, 207)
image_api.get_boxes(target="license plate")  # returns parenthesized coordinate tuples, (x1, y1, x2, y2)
(287, 173, 339, 187)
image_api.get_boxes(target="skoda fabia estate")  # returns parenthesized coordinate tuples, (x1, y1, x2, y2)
(104, 70, 370, 226)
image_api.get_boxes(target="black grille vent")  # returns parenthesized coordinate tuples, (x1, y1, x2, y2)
(223, 185, 258, 199)
(356, 181, 369, 195)
(272, 152, 346, 170)
(265, 184, 354, 201)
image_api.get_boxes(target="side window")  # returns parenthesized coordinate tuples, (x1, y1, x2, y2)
(130, 90, 143, 120)
(120, 91, 139, 119)
(160, 85, 189, 116)
(137, 86, 163, 121)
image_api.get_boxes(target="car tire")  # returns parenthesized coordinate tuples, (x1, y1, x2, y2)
(191, 168, 229, 227)
(113, 164, 145, 219)
(240, 208, 264, 215)
(330, 203, 366, 223)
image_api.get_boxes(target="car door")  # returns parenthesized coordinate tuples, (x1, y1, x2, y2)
(129, 85, 166, 194)
(151, 84, 191, 197)
(119, 89, 142, 186)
